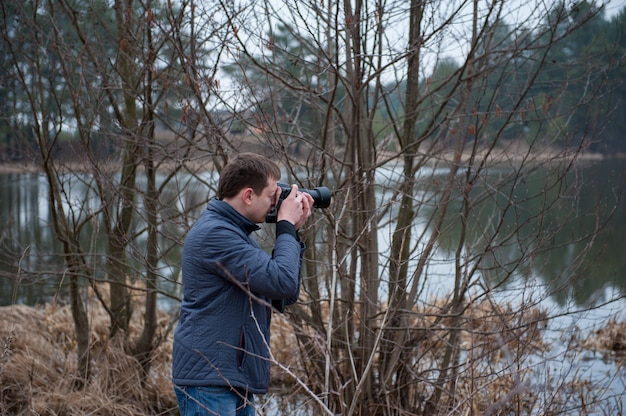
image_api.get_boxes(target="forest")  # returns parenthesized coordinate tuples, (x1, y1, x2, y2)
(1, 0, 625, 415)
(2, 1, 626, 160)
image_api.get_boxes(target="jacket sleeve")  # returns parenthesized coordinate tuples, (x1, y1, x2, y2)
(274, 221, 305, 309)
(200, 222, 303, 300)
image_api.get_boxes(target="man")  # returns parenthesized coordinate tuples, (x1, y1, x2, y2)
(172, 153, 314, 415)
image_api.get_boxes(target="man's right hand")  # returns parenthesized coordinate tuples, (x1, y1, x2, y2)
(277, 184, 313, 229)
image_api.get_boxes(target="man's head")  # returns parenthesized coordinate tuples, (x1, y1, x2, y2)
(218, 153, 281, 199)
(218, 153, 282, 223)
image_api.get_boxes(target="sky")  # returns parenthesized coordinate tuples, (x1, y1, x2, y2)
(605, 0, 626, 16)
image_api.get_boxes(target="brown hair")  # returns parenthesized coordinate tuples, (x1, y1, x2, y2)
(217, 153, 281, 199)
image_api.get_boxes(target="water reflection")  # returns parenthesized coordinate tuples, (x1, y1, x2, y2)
(0, 172, 67, 305)
(0, 170, 207, 307)
(430, 159, 626, 306)
(0, 160, 624, 307)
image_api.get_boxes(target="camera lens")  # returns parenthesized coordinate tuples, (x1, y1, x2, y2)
(307, 187, 331, 208)
(265, 183, 332, 223)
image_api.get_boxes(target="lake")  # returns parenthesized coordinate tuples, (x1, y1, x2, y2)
(0, 159, 625, 308)
(0, 158, 625, 413)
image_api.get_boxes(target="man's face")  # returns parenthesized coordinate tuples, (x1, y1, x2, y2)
(249, 178, 279, 223)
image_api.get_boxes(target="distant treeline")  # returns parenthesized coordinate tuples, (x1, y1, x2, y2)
(1, 1, 625, 162)
(382, 2, 626, 155)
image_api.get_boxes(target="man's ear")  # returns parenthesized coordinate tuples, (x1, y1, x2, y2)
(241, 187, 254, 206)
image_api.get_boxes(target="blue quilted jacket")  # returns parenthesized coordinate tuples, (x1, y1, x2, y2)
(171, 199, 303, 393)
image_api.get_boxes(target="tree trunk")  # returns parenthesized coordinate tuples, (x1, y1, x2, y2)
(108, 0, 140, 337)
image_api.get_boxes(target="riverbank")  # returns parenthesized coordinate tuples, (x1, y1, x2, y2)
(0, 302, 178, 415)
(1, 299, 624, 415)
(0, 146, 618, 175)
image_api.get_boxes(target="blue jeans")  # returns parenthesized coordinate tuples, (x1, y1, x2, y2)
(174, 385, 255, 416)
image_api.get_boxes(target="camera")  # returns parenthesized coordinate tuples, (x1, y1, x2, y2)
(265, 182, 332, 223)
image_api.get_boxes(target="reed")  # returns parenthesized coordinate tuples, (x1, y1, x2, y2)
(1, 299, 623, 415)
(0, 302, 177, 415)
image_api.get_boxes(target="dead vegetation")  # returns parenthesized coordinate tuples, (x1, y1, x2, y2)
(270, 297, 625, 414)
(0, 302, 177, 415)
(581, 316, 626, 363)
(0, 299, 623, 415)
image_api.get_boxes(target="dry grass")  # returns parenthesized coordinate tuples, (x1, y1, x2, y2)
(581, 316, 626, 363)
(0, 302, 177, 416)
(268, 298, 625, 414)
(1, 297, 624, 415)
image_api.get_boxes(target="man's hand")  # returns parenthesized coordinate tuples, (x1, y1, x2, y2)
(277, 184, 314, 229)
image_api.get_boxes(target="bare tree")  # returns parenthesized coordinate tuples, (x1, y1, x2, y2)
(0, 0, 229, 384)
(1, 0, 623, 414)
(213, 0, 622, 414)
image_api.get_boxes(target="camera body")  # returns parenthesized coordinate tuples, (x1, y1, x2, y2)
(265, 182, 331, 223)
